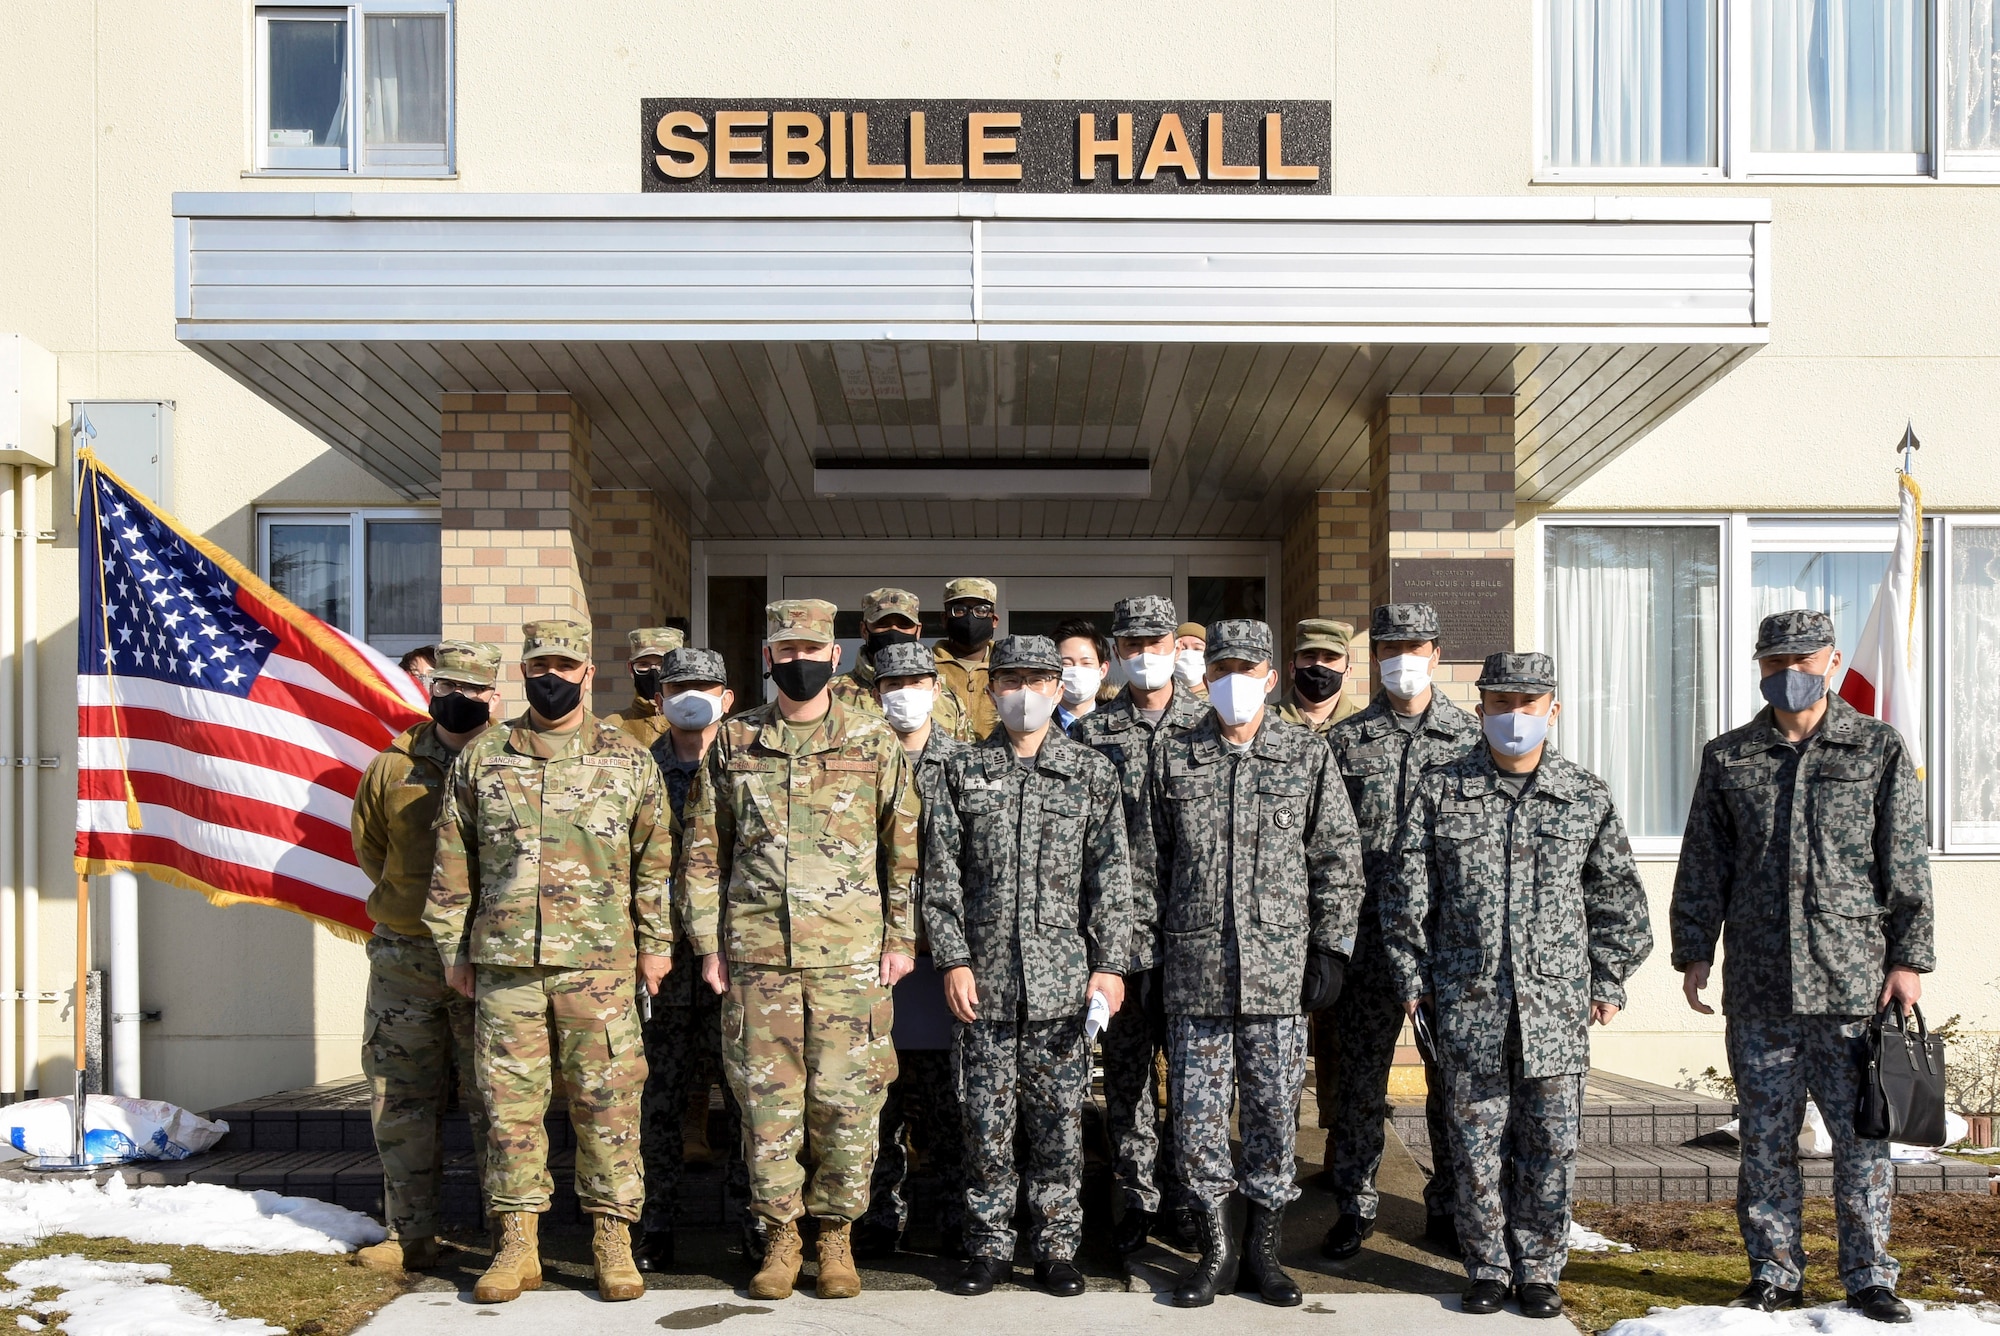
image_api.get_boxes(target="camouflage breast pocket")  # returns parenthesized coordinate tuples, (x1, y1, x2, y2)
(1430, 809, 1488, 897)
(956, 787, 1009, 922)
(817, 756, 878, 851)
(727, 757, 785, 835)
(1808, 755, 1879, 847)
(1533, 812, 1593, 888)
(1253, 778, 1310, 926)
(1036, 809, 1084, 927)
(1716, 756, 1782, 831)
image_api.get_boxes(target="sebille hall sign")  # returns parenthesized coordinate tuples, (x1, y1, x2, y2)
(640, 99, 1331, 193)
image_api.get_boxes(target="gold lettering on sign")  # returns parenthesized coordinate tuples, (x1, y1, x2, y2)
(908, 111, 963, 179)
(829, 110, 847, 178)
(772, 111, 826, 179)
(1140, 113, 1200, 180)
(1264, 112, 1320, 181)
(850, 111, 906, 179)
(968, 112, 1022, 180)
(1205, 112, 1257, 180)
(714, 110, 768, 179)
(652, 111, 708, 179)
(1078, 112, 1133, 180)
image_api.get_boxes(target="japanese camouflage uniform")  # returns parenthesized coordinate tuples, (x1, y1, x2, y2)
(638, 647, 749, 1238)
(1321, 603, 1481, 1224)
(606, 627, 686, 748)
(829, 587, 971, 740)
(934, 577, 1000, 740)
(861, 639, 968, 1245)
(353, 638, 500, 1242)
(1146, 620, 1366, 1213)
(678, 599, 923, 1228)
(1071, 594, 1209, 1220)
(1275, 617, 1364, 736)
(924, 635, 1134, 1263)
(1380, 651, 1653, 1288)
(1670, 610, 1934, 1298)
(424, 620, 676, 1224)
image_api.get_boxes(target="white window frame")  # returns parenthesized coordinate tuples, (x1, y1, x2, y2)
(1935, 513, 2000, 854)
(251, 0, 454, 178)
(256, 507, 441, 655)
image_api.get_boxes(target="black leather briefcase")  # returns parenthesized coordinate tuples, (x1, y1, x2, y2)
(1856, 1003, 1948, 1146)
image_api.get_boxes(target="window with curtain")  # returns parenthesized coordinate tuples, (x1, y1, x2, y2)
(364, 14, 447, 154)
(263, 13, 350, 169)
(1546, 526, 1720, 839)
(1751, 0, 1930, 153)
(364, 519, 441, 654)
(1545, 0, 1718, 168)
(1949, 526, 2000, 843)
(1948, 0, 2000, 149)
(1750, 548, 1917, 677)
(267, 522, 352, 629)
(257, 3, 451, 174)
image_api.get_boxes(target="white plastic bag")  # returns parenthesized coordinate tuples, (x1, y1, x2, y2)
(2, 1096, 228, 1164)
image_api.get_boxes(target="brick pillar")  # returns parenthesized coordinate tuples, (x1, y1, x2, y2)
(588, 488, 692, 714)
(1368, 393, 1517, 708)
(1282, 489, 1372, 712)
(439, 393, 593, 716)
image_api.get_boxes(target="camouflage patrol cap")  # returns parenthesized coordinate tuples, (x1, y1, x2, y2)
(943, 577, 999, 607)
(765, 598, 837, 645)
(431, 639, 501, 688)
(628, 626, 685, 658)
(1294, 618, 1354, 655)
(1112, 595, 1178, 639)
(989, 634, 1062, 674)
(872, 640, 937, 681)
(659, 646, 727, 687)
(521, 619, 590, 664)
(1754, 609, 1836, 658)
(862, 587, 921, 626)
(1476, 651, 1558, 695)
(1176, 622, 1207, 643)
(1372, 603, 1441, 642)
(1206, 619, 1274, 666)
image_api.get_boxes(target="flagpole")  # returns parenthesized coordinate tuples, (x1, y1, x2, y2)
(73, 872, 88, 1163)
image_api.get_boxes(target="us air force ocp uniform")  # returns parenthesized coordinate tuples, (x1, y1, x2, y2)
(829, 587, 970, 740)
(605, 626, 685, 748)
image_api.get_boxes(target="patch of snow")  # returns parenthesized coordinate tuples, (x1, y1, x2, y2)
(1605, 1300, 2000, 1336)
(1569, 1221, 1636, 1253)
(0, 1255, 279, 1335)
(0, 1177, 384, 1254)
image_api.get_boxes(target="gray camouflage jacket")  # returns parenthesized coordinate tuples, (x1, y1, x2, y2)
(1146, 712, 1364, 1018)
(1669, 693, 1933, 1018)
(1382, 747, 1652, 1079)
(1071, 684, 1210, 973)
(924, 728, 1132, 1022)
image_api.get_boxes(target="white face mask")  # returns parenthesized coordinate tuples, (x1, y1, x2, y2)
(879, 686, 935, 734)
(663, 689, 725, 730)
(1482, 708, 1551, 758)
(1174, 648, 1207, 688)
(1379, 653, 1434, 700)
(1122, 652, 1175, 691)
(1208, 672, 1269, 727)
(1060, 665, 1104, 705)
(996, 687, 1058, 734)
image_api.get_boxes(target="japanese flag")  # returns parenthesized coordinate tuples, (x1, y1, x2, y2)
(1838, 470, 1925, 778)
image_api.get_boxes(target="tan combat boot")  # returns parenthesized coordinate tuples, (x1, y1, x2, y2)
(591, 1215, 646, 1302)
(355, 1235, 438, 1271)
(682, 1085, 715, 1166)
(473, 1212, 543, 1303)
(815, 1219, 862, 1299)
(748, 1219, 804, 1300)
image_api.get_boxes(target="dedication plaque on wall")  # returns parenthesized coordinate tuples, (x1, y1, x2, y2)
(1387, 558, 1513, 664)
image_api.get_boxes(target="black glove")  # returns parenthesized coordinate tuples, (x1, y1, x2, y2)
(1300, 949, 1348, 1013)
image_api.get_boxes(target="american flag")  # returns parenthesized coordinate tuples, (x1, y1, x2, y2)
(74, 455, 428, 940)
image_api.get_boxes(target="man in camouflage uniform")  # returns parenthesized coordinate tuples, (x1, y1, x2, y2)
(934, 577, 1000, 740)
(1672, 610, 1932, 1325)
(1381, 651, 1651, 1320)
(606, 626, 686, 747)
(352, 640, 501, 1272)
(1275, 618, 1363, 737)
(679, 599, 922, 1301)
(829, 587, 969, 740)
(855, 639, 969, 1260)
(1148, 619, 1365, 1308)
(425, 620, 675, 1305)
(634, 646, 746, 1272)
(1072, 595, 1209, 1255)
(1320, 604, 1482, 1261)
(926, 635, 1132, 1299)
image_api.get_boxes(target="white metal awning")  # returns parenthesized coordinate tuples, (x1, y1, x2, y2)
(171, 191, 1771, 539)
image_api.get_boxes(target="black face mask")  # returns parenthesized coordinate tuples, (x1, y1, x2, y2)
(525, 671, 584, 720)
(865, 627, 921, 658)
(946, 612, 995, 648)
(1292, 664, 1345, 704)
(429, 691, 491, 734)
(632, 667, 663, 702)
(769, 656, 835, 703)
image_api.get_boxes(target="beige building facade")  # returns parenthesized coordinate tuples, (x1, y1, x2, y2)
(1, 0, 1996, 1111)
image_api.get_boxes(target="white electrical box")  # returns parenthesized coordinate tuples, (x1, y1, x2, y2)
(0, 334, 58, 467)
(72, 400, 174, 506)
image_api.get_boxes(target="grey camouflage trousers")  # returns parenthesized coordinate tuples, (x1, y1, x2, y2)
(862, 1049, 964, 1237)
(1323, 979, 1458, 1220)
(1445, 1061, 1584, 1286)
(958, 1015, 1091, 1261)
(362, 931, 489, 1239)
(639, 987, 749, 1233)
(1168, 1014, 1308, 1212)
(1102, 971, 1182, 1215)
(1727, 1015, 1898, 1294)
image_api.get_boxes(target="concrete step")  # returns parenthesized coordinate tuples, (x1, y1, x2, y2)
(1391, 1069, 1737, 1150)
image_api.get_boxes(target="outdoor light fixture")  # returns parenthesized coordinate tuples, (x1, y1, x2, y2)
(812, 461, 1152, 500)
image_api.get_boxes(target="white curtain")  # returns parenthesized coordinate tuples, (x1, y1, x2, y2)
(364, 520, 441, 639)
(1546, 0, 1716, 166)
(1753, 0, 1928, 151)
(267, 523, 351, 630)
(365, 15, 447, 147)
(1950, 527, 2000, 842)
(1546, 527, 1720, 838)
(1750, 549, 1903, 674)
(1948, 0, 2000, 148)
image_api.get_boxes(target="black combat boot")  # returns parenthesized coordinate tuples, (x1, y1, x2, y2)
(1170, 1198, 1241, 1308)
(630, 1227, 674, 1272)
(1112, 1206, 1156, 1257)
(1239, 1201, 1301, 1307)
(1319, 1211, 1376, 1261)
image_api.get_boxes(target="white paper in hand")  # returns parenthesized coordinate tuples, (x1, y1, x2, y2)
(1084, 990, 1113, 1041)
